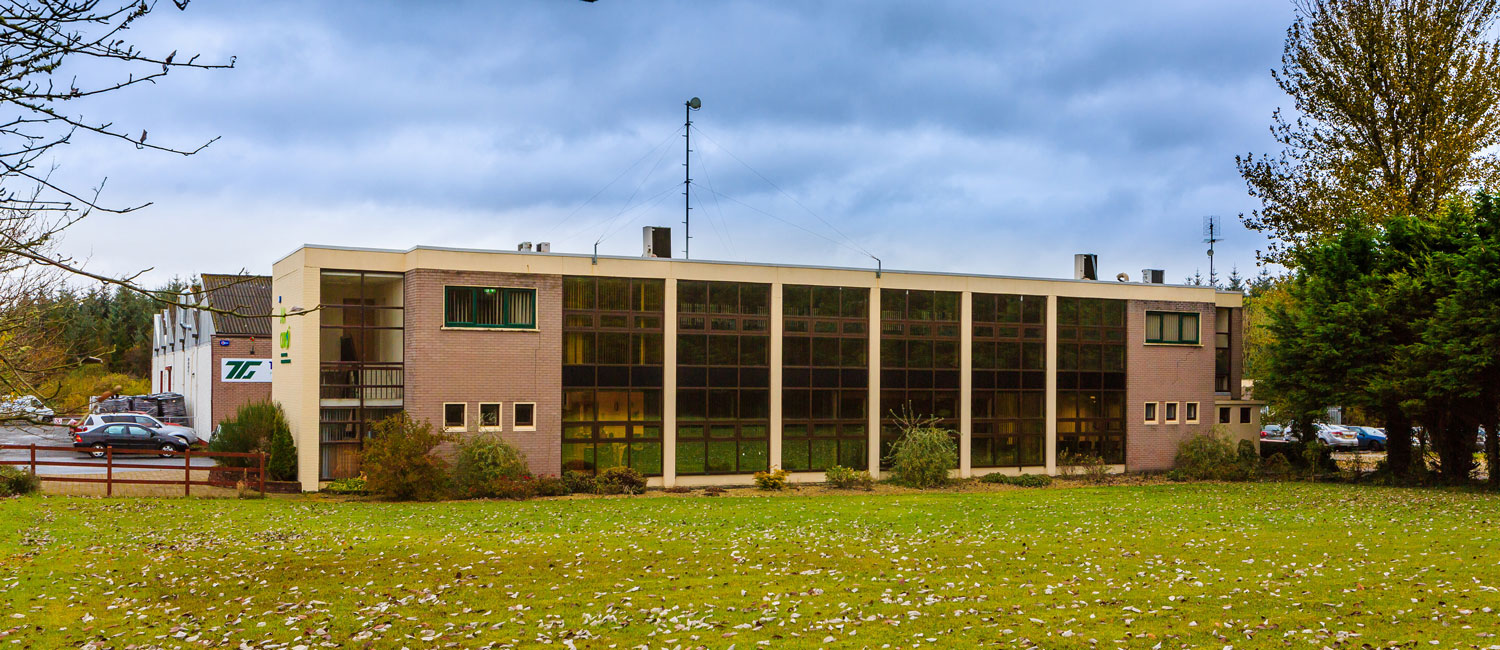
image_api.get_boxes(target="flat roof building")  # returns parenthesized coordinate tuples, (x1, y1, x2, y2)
(272, 243, 1259, 492)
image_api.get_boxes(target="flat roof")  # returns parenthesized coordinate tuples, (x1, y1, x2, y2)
(278, 243, 1241, 295)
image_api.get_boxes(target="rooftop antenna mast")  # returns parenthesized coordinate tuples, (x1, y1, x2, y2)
(683, 97, 701, 259)
(1202, 215, 1222, 287)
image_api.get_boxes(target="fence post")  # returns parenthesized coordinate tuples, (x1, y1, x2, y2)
(106, 446, 113, 497)
(184, 448, 192, 497)
(29, 444, 36, 477)
(258, 452, 266, 496)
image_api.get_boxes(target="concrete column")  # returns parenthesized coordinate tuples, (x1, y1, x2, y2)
(959, 290, 973, 478)
(769, 282, 783, 470)
(1045, 294, 1058, 475)
(867, 286, 882, 478)
(663, 278, 678, 487)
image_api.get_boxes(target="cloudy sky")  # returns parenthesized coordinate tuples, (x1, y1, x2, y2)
(45, 0, 1294, 287)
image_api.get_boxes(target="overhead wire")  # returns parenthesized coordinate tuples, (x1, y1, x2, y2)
(689, 124, 878, 261)
(544, 125, 684, 241)
(690, 143, 739, 260)
(581, 131, 682, 247)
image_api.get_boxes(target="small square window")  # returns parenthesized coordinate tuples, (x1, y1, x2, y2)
(1219, 407, 1231, 424)
(1165, 402, 1179, 424)
(1240, 406, 1251, 424)
(514, 402, 536, 431)
(479, 403, 502, 431)
(443, 403, 467, 432)
(1185, 402, 1199, 424)
(1144, 402, 1158, 424)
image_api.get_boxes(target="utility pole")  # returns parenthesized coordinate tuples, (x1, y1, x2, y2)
(1203, 215, 1222, 287)
(684, 97, 700, 259)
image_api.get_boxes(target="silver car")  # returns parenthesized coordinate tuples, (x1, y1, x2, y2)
(72, 412, 203, 446)
(1315, 423, 1360, 449)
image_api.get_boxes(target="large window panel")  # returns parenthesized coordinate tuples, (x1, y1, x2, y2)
(562, 277, 665, 475)
(782, 285, 869, 471)
(971, 293, 1047, 468)
(1057, 297, 1126, 464)
(676, 281, 772, 475)
(879, 288, 961, 468)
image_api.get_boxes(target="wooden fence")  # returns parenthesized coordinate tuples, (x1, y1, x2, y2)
(0, 444, 265, 496)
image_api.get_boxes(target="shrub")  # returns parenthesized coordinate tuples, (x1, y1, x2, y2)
(563, 470, 597, 495)
(1264, 452, 1293, 478)
(535, 476, 570, 497)
(1302, 441, 1331, 477)
(753, 468, 790, 491)
(211, 401, 293, 475)
(361, 413, 448, 501)
(885, 415, 957, 489)
(1169, 428, 1255, 481)
(265, 425, 297, 482)
(824, 465, 874, 490)
(0, 466, 41, 496)
(452, 434, 530, 498)
(1056, 450, 1082, 478)
(596, 466, 646, 495)
(323, 475, 368, 495)
(980, 472, 1053, 487)
(485, 477, 540, 500)
(1076, 453, 1110, 484)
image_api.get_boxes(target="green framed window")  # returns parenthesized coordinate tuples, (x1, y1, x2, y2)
(445, 286, 537, 328)
(1145, 311, 1199, 344)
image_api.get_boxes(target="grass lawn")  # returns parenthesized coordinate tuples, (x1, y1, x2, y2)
(2, 483, 1499, 649)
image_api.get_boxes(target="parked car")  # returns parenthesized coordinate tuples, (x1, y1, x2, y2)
(71, 412, 203, 446)
(1347, 426, 1387, 451)
(1, 395, 54, 422)
(1315, 423, 1360, 449)
(73, 422, 190, 458)
(1260, 424, 1285, 440)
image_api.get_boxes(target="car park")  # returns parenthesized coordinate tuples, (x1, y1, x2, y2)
(1347, 426, 1387, 451)
(71, 412, 204, 446)
(1315, 423, 1360, 449)
(1, 395, 54, 422)
(73, 422, 190, 458)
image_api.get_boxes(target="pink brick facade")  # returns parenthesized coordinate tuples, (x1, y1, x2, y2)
(1125, 300, 1219, 472)
(402, 269, 563, 477)
(210, 337, 273, 431)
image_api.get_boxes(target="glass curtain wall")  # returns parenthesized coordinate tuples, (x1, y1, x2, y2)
(561, 277, 665, 475)
(879, 289, 961, 467)
(318, 271, 404, 480)
(1055, 297, 1127, 463)
(971, 293, 1047, 467)
(782, 285, 869, 471)
(676, 281, 772, 474)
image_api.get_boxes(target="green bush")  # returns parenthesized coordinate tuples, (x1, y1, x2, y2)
(484, 477, 540, 500)
(452, 433, 530, 498)
(596, 466, 646, 495)
(323, 475, 368, 495)
(0, 466, 41, 496)
(824, 465, 874, 490)
(563, 470, 597, 495)
(886, 425, 957, 488)
(361, 413, 449, 501)
(979, 472, 1052, 487)
(753, 468, 790, 491)
(1077, 453, 1110, 484)
(266, 425, 297, 481)
(1302, 441, 1331, 476)
(1264, 452, 1293, 477)
(211, 401, 294, 477)
(1168, 429, 1255, 481)
(535, 476, 570, 497)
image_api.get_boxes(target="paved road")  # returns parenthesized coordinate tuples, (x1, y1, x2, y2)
(0, 424, 217, 475)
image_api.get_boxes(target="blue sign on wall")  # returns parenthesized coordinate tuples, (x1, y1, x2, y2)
(219, 340, 231, 347)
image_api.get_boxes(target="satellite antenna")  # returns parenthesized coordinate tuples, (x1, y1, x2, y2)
(684, 97, 701, 259)
(1203, 215, 1222, 287)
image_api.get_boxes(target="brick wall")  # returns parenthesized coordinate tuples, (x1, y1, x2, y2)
(1125, 300, 1218, 472)
(210, 338, 272, 431)
(403, 270, 563, 476)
